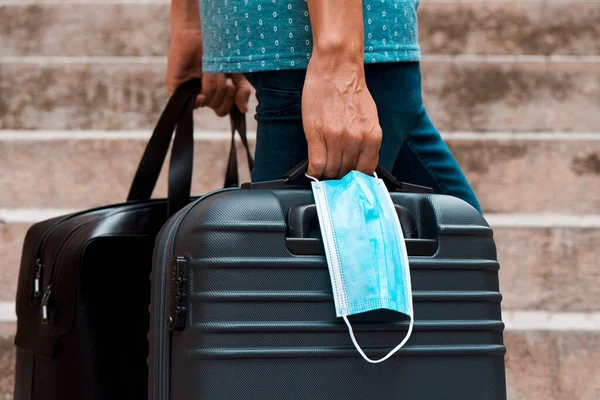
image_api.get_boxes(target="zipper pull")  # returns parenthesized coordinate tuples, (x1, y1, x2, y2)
(41, 285, 54, 324)
(33, 259, 43, 299)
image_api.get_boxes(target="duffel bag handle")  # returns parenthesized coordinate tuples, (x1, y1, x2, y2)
(224, 105, 255, 188)
(127, 79, 199, 202)
(243, 159, 433, 194)
(127, 79, 254, 215)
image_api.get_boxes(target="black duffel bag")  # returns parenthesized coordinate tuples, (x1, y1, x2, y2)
(13, 79, 253, 400)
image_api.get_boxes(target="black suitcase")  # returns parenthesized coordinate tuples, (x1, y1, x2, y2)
(148, 161, 507, 400)
(13, 80, 252, 400)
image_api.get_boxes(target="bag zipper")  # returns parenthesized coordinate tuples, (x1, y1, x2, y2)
(35, 201, 161, 324)
(29, 211, 84, 301)
(29, 200, 156, 302)
(40, 223, 88, 324)
(41, 285, 53, 324)
(33, 258, 43, 299)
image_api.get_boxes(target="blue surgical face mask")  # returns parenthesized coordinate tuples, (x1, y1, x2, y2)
(308, 170, 414, 363)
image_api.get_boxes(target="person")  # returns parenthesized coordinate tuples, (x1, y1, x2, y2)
(166, 0, 482, 212)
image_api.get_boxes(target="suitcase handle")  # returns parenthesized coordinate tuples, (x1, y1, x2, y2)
(243, 159, 433, 194)
(286, 203, 437, 256)
(127, 79, 254, 215)
(288, 203, 418, 239)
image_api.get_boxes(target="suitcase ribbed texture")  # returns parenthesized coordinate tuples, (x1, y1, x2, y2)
(149, 189, 506, 400)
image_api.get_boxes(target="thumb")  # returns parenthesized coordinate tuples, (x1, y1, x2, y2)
(229, 73, 252, 113)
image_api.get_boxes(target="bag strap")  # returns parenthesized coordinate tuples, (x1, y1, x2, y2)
(127, 79, 254, 214)
(224, 105, 255, 187)
(127, 79, 201, 202)
(167, 88, 197, 216)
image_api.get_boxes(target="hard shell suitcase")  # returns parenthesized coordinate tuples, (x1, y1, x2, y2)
(12, 80, 252, 400)
(148, 161, 507, 400)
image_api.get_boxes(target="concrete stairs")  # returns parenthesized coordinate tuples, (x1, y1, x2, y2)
(1, 0, 599, 399)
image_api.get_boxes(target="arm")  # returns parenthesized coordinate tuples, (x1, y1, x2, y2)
(170, 0, 201, 31)
(304, 0, 382, 178)
(167, 0, 251, 114)
(167, 0, 203, 95)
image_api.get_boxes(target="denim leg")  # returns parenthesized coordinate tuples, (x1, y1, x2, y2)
(364, 62, 423, 171)
(392, 107, 482, 213)
(244, 70, 308, 182)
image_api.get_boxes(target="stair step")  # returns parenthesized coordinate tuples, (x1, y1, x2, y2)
(1, 221, 598, 310)
(419, 1, 600, 57)
(0, 136, 598, 213)
(1, 1, 598, 57)
(0, 327, 599, 399)
(421, 60, 600, 132)
(1, 59, 597, 131)
(504, 330, 600, 400)
(0, 323, 16, 399)
(497, 226, 600, 312)
(0, 2, 170, 57)
(0, 224, 28, 303)
(0, 136, 253, 209)
(451, 138, 600, 215)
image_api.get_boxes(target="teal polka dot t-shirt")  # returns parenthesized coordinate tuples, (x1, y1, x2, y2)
(200, 0, 420, 73)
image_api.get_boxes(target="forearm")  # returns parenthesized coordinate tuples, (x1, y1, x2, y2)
(170, 0, 201, 30)
(306, 0, 364, 65)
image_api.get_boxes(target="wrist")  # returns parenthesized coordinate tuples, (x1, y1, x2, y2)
(308, 49, 365, 82)
(312, 36, 363, 62)
(170, 19, 201, 34)
(171, 24, 203, 39)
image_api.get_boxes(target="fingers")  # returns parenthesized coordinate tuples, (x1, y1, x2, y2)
(308, 123, 380, 180)
(306, 137, 327, 179)
(307, 127, 382, 180)
(197, 73, 227, 110)
(229, 74, 253, 113)
(206, 75, 227, 109)
(355, 128, 382, 176)
(323, 133, 343, 180)
(214, 84, 236, 117)
(339, 140, 360, 178)
(196, 73, 252, 117)
(194, 94, 205, 109)
(197, 74, 216, 107)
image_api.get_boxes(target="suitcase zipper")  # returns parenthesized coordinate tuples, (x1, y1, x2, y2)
(152, 188, 235, 400)
(153, 204, 195, 400)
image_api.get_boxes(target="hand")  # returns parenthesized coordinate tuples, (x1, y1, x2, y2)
(302, 55, 382, 179)
(166, 27, 252, 115)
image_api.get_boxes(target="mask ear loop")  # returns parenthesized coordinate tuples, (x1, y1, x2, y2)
(305, 173, 319, 183)
(343, 315, 413, 364)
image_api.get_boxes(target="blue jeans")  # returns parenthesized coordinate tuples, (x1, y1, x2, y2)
(244, 62, 482, 213)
